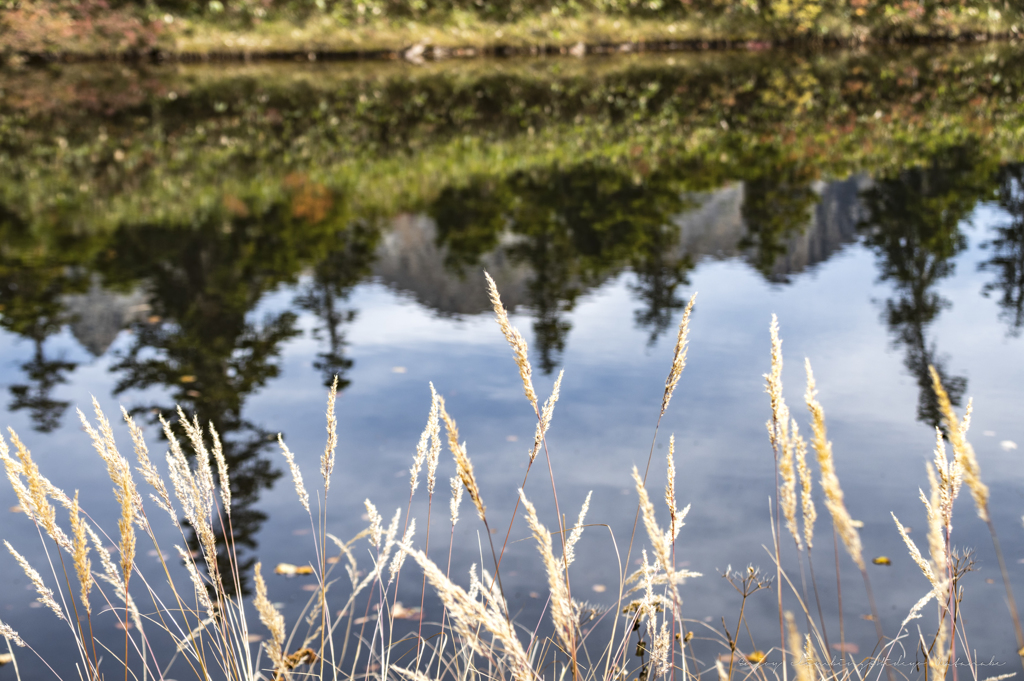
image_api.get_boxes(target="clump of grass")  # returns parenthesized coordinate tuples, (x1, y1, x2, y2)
(0, 277, 1017, 681)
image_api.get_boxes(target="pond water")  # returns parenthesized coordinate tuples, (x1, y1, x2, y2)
(2, 44, 1024, 679)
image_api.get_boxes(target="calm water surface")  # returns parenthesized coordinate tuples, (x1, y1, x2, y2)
(1, 45, 1024, 678)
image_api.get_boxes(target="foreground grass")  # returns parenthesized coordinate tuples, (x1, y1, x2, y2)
(0, 274, 1019, 681)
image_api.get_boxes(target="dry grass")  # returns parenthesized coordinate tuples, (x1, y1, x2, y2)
(0, 278, 1018, 681)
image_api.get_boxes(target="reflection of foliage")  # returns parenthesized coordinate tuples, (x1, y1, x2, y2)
(980, 164, 1024, 337)
(8, 343, 76, 433)
(859, 145, 998, 430)
(629, 225, 693, 346)
(91, 191, 364, 594)
(0, 204, 103, 431)
(295, 220, 381, 387)
(433, 160, 695, 370)
(739, 155, 819, 280)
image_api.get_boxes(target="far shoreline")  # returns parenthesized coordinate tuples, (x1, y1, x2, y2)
(2, 9, 1020, 64)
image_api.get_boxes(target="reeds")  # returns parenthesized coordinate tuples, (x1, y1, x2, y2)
(0, 283, 1016, 681)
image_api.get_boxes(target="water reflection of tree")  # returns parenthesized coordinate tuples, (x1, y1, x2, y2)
(295, 220, 380, 388)
(97, 188, 371, 594)
(433, 160, 695, 370)
(980, 163, 1024, 336)
(739, 155, 819, 280)
(859, 146, 997, 430)
(0, 205, 96, 432)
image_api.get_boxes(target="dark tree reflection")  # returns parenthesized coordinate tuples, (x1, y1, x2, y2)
(629, 224, 693, 346)
(97, 184, 370, 594)
(980, 163, 1024, 336)
(433, 160, 696, 370)
(0, 204, 97, 432)
(295, 220, 380, 388)
(739, 156, 819, 281)
(859, 146, 997, 430)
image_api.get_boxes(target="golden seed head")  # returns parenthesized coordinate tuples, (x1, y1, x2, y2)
(805, 359, 864, 571)
(253, 562, 286, 669)
(662, 293, 697, 417)
(0, 619, 26, 647)
(278, 434, 310, 515)
(485, 271, 538, 411)
(440, 398, 486, 522)
(70, 491, 93, 614)
(929, 366, 988, 521)
(209, 421, 230, 515)
(5, 541, 64, 621)
(530, 370, 563, 463)
(322, 374, 339, 494)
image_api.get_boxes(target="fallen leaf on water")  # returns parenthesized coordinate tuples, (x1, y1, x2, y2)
(0, 654, 13, 666)
(115, 621, 134, 630)
(179, 375, 197, 383)
(592, 584, 607, 593)
(9, 505, 23, 513)
(392, 366, 407, 374)
(275, 563, 314, 576)
(247, 633, 263, 642)
(506, 435, 518, 442)
(986, 578, 996, 584)
(861, 614, 875, 621)
(301, 584, 319, 592)
(328, 556, 340, 564)
(392, 602, 421, 620)
(746, 651, 766, 664)
(872, 556, 892, 566)
(1001, 440, 1018, 451)
(832, 642, 859, 654)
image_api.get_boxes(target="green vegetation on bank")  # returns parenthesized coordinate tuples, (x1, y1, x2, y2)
(0, 0, 1020, 58)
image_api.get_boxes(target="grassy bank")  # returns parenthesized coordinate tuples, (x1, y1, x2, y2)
(0, 0, 1020, 60)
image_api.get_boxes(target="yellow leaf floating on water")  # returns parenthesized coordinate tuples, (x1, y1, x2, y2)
(9, 505, 23, 513)
(392, 602, 422, 620)
(872, 556, 892, 566)
(275, 563, 314, 576)
(0, 654, 13, 666)
(179, 375, 197, 383)
(746, 651, 766, 664)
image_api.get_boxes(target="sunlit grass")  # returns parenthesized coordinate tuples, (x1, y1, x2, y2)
(0, 274, 1019, 681)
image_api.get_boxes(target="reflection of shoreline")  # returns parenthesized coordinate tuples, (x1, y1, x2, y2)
(372, 175, 871, 318)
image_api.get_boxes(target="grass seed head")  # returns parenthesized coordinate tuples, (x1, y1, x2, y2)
(5, 541, 64, 621)
(0, 620, 25, 648)
(485, 271, 538, 411)
(254, 562, 286, 670)
(662, 293, 696, 417)
(440, 398, 486, 522)
(70, 491, 93, 614)
(323, 374, 339, 494)
(449, 475, 463, 526)
(805, 360, 864, 571)
(279, 434, 310, 516)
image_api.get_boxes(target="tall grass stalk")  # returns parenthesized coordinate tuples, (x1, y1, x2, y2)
(0, 281, 1016, 681)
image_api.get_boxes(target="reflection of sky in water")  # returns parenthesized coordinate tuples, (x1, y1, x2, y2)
(2, 197, 1024, 676)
